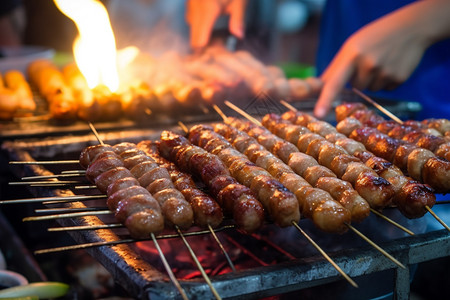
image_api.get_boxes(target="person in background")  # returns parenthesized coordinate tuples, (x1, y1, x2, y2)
(315, 0, 450, 120)
(187, 0, 450, 120)
(0, 0, 25, 46)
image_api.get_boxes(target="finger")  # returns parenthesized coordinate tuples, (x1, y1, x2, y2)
(315, 60, 355, 119)
(227, 0, 247, 39)
(189, 2, 222, 49)
(350, 60, 376, 90)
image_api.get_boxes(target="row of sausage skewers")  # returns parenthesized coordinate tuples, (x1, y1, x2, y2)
(4, 102, 449, 298)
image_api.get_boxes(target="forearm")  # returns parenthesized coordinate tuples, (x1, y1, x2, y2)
(388, 0, 450, 47)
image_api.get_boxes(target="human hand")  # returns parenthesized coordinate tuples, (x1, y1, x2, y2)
(314, 3, 436, 119)
(186, 0, 247, 49)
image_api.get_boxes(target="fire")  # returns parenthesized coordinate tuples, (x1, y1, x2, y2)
(54, 0, 119, 92)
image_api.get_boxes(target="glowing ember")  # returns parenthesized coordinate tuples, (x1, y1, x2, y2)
(54, 0, 119, 92)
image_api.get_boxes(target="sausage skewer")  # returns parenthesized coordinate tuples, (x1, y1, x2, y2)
(222, 103, 406, 269)
(195, 121, 351, 233)
(158, 130, 266, 233)
(279, 110, 436, 220)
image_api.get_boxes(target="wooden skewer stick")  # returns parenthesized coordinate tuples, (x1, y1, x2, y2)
(292, 221, 358, 288)
(35, 207, 107, 213)
(48, 223, 123, 232)
(224, 101, 261, 126)
(37, 225, 236, 253)
(23, 209, 112, 221)
(280, 100, 297, 112)
(21, 173, 85, 180)
(9, 160, 80, 165)
(352, 88, 404, 124)
(9, 180, 82, 186)
(345, 223, 405, 269)
(208, 224, 237, 272)
(88, 121, 105, 145)
(176, 226, 222, 300)
(369, 209, 414, 236)
(151, 232, 189, 300)
(177, 121, 189, 134)
(35, 239, 137, 254)
(426, 205, 450, 232)
(0, 194, 106, 204)
(61, 170, 86, 174)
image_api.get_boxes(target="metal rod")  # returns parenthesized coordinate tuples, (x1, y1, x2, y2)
(151, 232, 189, 300)
(0, 194, 106, 204)
(23, 210, 112, 221)
(176, 226, 222, 300)
(9, 160, 80, 165)
(370, 208, 414, 236)
(224, 100, 261, 126)
(208, 224, 237, 272)
(426, 205, 450, 232)
(352, 88, 404, 124)
(88, 122, 105, 145)
(345, 223, 406, 269)
(292, 221, 358, 288)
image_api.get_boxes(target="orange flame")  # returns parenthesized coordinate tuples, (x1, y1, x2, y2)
(54, 0, 119, 92)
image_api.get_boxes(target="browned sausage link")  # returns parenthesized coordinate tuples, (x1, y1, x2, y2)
(211, 122, 352, 232)
(79, 144, 115, 169)
(342, 105, 449, 159)
(347, 125, 449, 193)
(80, 145, 164, 238)
(136, 140, 224, 228)
(257, 115, 372, 221)
(113, 142, 194, 230)
(270, 113, 395, 212)
(159, 130, 264, 233)
(284, 110, 436, 218)
(187, 127, 270, 230)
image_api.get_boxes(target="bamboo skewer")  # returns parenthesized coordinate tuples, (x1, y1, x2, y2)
(48, 223, 123, 232)
(23, 209, 113, 221)
(0, 194, 107, 204)
(9, 160, 80, 165)
(345, 223, 405, 269)
(21, 173, 85, 180)
(176, 226, 222, 300)
(292, 221, 358, 288)
(369, 208, 414, 236)
(151, 232, 189, 300)
(426, 206, 450, 232)
(352, 88, 404, 124)
(208, 224, 237, 272)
